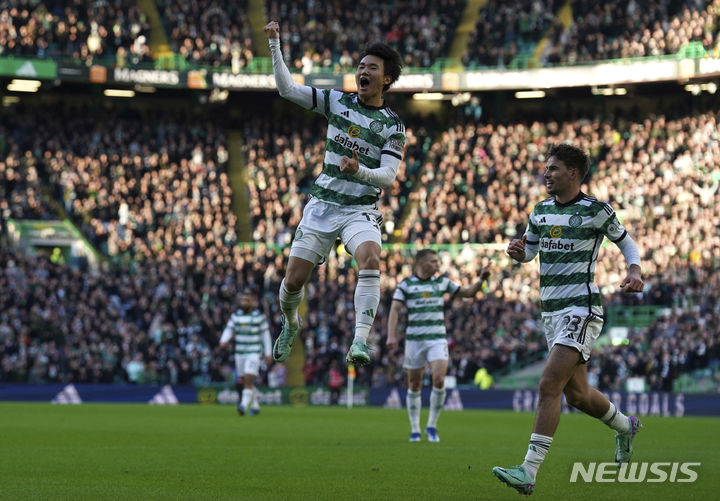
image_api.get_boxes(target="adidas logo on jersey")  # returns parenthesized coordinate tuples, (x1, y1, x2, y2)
(341, 110, 350, 117)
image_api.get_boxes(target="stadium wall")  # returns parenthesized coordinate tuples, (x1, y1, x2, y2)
(2, 384, 718, 417)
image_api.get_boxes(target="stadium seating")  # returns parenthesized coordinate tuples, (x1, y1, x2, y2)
(3, 94, 719, 392)
(157, 0, 255, 69)
(0, 0, 152, 65)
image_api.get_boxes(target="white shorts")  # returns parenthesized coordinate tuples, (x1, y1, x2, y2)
(289, 197, 382, 265)
(234, 353, 261, 377)
(403, 339, 449, 370)
(543, 310, 603, 363)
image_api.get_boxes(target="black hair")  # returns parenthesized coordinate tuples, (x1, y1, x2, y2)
(360, 43, 403, 92)
(548, 143, 590, 181)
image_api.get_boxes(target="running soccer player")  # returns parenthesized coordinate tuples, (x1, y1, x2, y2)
(387, 249, 490, 443)
(492, 143, 644, 495)
(219, 292, 272, 416)
(264, 20, 405, 367)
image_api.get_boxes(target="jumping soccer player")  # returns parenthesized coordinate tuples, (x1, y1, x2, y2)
(264, 20, 405, 367)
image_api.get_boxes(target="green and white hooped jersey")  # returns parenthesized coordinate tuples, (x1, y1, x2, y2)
(393, 274, 460, 341)
(309, 88, 405, 206)
(524, 193, 629, 317)
(220, 309, 271, 356)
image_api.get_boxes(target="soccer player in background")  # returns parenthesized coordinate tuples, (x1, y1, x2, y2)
(493, 144, 644, 495)
(219, 292, 272, 415)
(387, 249, 490, 442)
(264, 21, 406, 366)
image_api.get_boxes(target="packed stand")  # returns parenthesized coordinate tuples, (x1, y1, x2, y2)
(3, 101, 720, 391)
(3, 105, 236, 268)
(156, 0, 254, 70)
(267, 0, 465, 72)
(0, 0, 152, 66)
(393, 109, 720, 390)
(590, 265, 720, 392)
(462, 0, 560, 68)
(543, 0, 720, 65)
(0, 237, 290, 385)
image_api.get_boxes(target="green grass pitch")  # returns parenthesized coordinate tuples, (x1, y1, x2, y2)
(1, 403, 717, 500)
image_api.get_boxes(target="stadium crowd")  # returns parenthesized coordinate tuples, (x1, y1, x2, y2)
(157, 0, 255, 70)
(2, 97, 720, 393)
(543, 0, 720, 65)
(462, 0, 560, 68)
(3, 0, 720, 73)
(256, 0, 465, 71)
(0, 0, 152, 66)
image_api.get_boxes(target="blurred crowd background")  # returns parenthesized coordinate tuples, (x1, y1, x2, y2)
(1, 0, 719, 395)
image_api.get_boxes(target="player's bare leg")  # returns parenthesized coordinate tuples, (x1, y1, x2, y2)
(564, 363, 640, 463)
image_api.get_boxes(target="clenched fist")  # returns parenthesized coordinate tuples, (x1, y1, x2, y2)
(264, 21, 280, 39)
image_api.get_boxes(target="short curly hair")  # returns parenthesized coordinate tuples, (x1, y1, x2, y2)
(548, 143, 590, 181)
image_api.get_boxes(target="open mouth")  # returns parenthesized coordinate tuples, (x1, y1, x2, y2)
(359, 76, 370, 90)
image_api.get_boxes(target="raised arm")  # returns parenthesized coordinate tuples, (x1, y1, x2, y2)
(264, 21, 326, 113)
(219, 321, 233, 350)
(455, 265, 491, 298)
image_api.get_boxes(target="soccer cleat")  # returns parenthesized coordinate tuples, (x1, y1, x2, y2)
(615, 415, 642, 464)
(249, 408, 260, 416)
(425, 426, 440, 443)
(237, 404, 246, 416)
(345, 341, 371, 366)
(492, 465, 535, 496)
(273, 315, 301, 362)
(409, 433, 421, 442)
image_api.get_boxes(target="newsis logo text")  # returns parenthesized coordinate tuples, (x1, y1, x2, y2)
(570, 462, 700, 483)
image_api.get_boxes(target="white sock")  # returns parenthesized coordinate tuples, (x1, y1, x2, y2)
(406, 390, 421, 434)
(521, 433, 553, 480)
(240, 388, 253, 409)
(353, 270, 380, 343)
(427, 387, 446, 428)
(250, 388, 260, 410)
(601, 402, 630, 433)
(279, 279, 303, 329)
